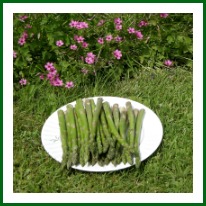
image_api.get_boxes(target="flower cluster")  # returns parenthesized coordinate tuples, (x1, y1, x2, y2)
(15, 14, 176, 88)
(127, 27, 143, 40)
(73, 35, 89, 48)
(42, 62, 74, 88)
(44, 62, 62, 86)
(97, 34, 122, 45)
(69, 20, 88, 29)
(18, 31, 28, 46)
(74, 35, 85, 43)
(85, 52, 96, 64)
(114, 17, 122, 30)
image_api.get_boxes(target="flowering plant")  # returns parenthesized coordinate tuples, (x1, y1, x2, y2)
(13, 13, 192, 88)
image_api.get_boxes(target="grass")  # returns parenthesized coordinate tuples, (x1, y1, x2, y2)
(13, 67, 192, 193)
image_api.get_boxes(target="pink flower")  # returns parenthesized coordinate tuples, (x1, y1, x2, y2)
(127, 27, 135, 34)
(114, 36, 122, 42)
(164, 60, 173, 66)
(19, 15, 28, 22)
(19, 78, 27, 85)
(70, 21, 89, 29)
(65, 81, 74, 89)
(85, 56, 95, 64)
(74, 35, 79, 41)
(87, 52, 96, 59)
(22, 31, 28, 39)
(160, 13, 169, 18)
(69, 20, 79, 28)
(39, 74, 44, 80)
(56, 40, 64, 47)
(49, 67, 57, 74)
(113, 49, 122, 60)
(25, 24, 32, 29)
(115, 24, 122, 30)
(105, 35, 113, 41)
(138, 20, 148, 27)
(13, 50, 17, 58)
(97, 19, 105, 26)
(135, 31, 144, 39)
(81, 68, 88, 74)
(76, 36, 84, 43)
(76, 23, 84, 30)
(47, 73, 55, 80)
(47, 70, 57, 80)
(82, 42, 89, 48)
(44, 62, 55, 71)
(85, 52, 96, 64)
(70, 44, 77, 50)
(98, 37, 104, 44)
(18, 37, 26, 46)
(50, 77, 63, 86)
(78, 22, 88, 29)
(114, 18, 122, 25)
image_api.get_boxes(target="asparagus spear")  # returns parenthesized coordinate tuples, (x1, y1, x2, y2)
(85, 99, 93, 132)
(113, 104, 120, 130)
(74, 108, 85, 166)
(112, 104, 121, 166)
(66, 104, 78, 166)
(57, 110, 68, 169)
(125, 102, 136, 165)
(89, 98, 101, 165)
(96, 125, 103, 155)
(75, 99, 90, 164)
(134, 109, 139, 119)
(100, 110, 115, 160)
(134, 109, 145, 168)
(99, 123, 109, 153)
(119, 107, 128, 164)
(91, 98, 103, 139)
(126, 101, 135, 148)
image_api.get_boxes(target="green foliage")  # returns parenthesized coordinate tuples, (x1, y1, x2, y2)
(13, 13, 193, 86)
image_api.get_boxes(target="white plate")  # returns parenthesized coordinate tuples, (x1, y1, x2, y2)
(41, 96, 163, 172)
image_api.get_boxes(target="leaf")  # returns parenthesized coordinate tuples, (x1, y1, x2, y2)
(167, 35, 174, 44)
(149, 20, 157, 26)
(59, 61, 70, 71)
(177, 35, 184, 43)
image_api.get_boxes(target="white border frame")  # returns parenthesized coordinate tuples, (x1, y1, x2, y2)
(3, 3, 203, 203)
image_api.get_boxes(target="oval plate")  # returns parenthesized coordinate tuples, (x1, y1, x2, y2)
(41, 96, 163, 172)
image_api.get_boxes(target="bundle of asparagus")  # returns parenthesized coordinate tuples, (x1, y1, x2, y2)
(57, 97, 145, 170)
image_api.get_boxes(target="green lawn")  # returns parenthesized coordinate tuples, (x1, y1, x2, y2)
(13, 67, 192, 193)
